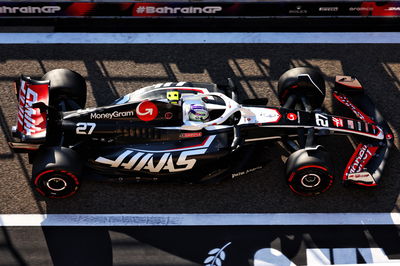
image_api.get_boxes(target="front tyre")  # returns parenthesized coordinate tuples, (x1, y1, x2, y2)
(32, 147, 82, 199)
(278, 67, 326, 110)
(285, 146, 333, 196)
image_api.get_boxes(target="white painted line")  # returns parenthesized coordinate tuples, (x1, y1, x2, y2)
(1, 213, 400, 226)
(0, 32, 400, 44)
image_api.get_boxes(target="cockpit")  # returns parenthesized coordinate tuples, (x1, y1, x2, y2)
(112, 85, 241, 130)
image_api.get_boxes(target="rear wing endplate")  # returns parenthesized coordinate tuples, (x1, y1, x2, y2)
(9, 75, 49, 150)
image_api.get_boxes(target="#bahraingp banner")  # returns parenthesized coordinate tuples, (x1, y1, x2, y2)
(1, 2, 400, 18)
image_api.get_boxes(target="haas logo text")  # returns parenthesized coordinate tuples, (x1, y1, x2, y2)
(95, 149, 206, 173)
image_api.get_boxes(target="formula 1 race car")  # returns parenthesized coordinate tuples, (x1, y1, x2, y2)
(9, 67, 393, 198)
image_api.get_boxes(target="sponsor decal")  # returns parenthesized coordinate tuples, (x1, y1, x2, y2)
(349, 7, 373, 12)
(96, 136, 215, 173)
(346, 144, 378, 175)
(90, 110, 134, 119)
(18, 84, 37, 135)
(136, 101, 158, 121)
(386, 7, 400, 11)
(289, 5, 307, 14)
(262, 112, 280, 119)
(348, 171, 375, 183)
(257, 108, 282, 123)
(286, 113, 297, 121)
(17, 81, 48, 136)
(347, 120, 355, 129)
(165, 112, 173, 120)
(232, 166, 263, 178)
(319, 7, 339, 12)
(204, 242, 231, 266)
(136, 5, 222, 15)
(348, 172, 371, 178)
(95, 149, 206, 173)
(166, 90, 180, 104)
(180, 132, 202, 138)
(332, 117, 344, 127)
(0, 6, 61, 14)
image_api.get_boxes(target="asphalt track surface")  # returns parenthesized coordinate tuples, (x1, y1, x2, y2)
(0, 44, 399, 214)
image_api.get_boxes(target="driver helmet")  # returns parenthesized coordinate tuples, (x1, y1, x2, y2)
(188, 104, 209, 121)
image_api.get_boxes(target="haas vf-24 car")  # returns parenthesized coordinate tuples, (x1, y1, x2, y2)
(9, 67, 393, 198)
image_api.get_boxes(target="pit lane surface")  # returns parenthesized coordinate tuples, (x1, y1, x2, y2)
(0, 44, 399, 214)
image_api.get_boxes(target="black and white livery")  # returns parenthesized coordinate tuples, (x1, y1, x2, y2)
(9, 67, 393, 198)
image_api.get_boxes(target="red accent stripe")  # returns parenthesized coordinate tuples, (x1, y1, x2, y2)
(288, 165, 333, 196)
(321, 179, 334, 193)
(60, 170, 80, 185)
(297, 165, 328, 172)
(288, 172, 296, 182)
(168, 136, 210, 151)
(35, 188, 45, 196)
(332, 92, 375, 124)
(34, 169, 79, 186)
(280, 89, 289, 104)
(352, 182, 377, 187)
(34, 170, 56, 185)
(170, 88, 205, 93)
(288, 165, 330, 182)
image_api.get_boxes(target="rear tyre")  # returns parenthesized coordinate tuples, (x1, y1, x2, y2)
(285, 146, 333, 196)
(32, 147, 82, 199)
(41, 68, 87, 110)
(278, 67, 326, 109)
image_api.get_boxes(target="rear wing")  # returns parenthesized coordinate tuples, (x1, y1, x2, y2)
(334, 76, 393, 186)
(9, 75, 49, 152)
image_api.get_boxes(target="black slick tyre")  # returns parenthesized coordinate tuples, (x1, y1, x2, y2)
(32, 147, 82, 199)
(278, 67, 326, 109)
(285, 146, 333, 196)
(41, 68, 87, 110)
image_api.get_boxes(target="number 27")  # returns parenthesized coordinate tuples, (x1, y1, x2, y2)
(76, 122, 96, 135)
